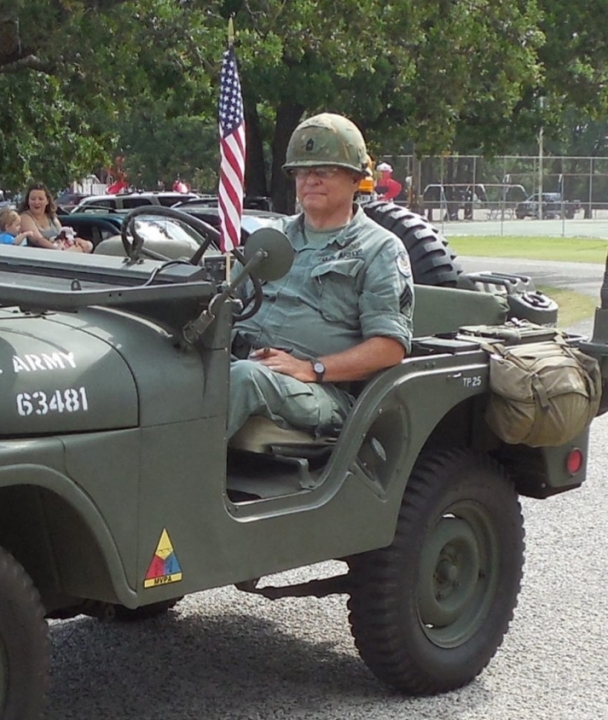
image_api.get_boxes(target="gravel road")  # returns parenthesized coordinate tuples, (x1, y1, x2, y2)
(458, 256, 604, 300)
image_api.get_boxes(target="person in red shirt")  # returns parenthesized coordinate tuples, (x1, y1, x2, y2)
(172, 176, 190, 193)
(375, 162, 402, 202)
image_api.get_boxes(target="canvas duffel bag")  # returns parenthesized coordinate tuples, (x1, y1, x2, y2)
(484, 340, 602, 447)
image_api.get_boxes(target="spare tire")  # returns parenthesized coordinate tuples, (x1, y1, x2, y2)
(363, 201, 463, 287)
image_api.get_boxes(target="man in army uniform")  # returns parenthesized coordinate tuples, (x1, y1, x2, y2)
(228, 113, 414, 438)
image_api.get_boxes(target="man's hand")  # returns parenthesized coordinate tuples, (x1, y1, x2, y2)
(249, 337, 405, 384)
(250, 347, 315, 382)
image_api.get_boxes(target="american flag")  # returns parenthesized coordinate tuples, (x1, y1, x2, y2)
(218, 45, 246, 253)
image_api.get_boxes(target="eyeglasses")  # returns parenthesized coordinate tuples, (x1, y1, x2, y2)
(291, 167, 341, 180)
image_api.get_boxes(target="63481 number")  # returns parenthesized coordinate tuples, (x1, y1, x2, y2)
(16, 388, 89, 417)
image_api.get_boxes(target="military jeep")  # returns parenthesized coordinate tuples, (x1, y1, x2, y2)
(1, 202, 607, 720)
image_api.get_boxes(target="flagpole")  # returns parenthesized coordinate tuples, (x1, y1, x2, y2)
(228, 16, 235, 48)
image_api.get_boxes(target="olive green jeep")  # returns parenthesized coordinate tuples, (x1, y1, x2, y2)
(1, 202, 607, 720)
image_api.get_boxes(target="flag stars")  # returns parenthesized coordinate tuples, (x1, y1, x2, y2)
(219, 49, 244, 134)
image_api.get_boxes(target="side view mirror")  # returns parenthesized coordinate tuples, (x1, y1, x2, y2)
(243, 227, 294, 281)
(181, 228, 294, 344)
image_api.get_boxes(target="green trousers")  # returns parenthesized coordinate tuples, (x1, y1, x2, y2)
(228, 359, 353, 439)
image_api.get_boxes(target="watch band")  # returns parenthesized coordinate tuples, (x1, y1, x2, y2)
(311, 359, 326, 383)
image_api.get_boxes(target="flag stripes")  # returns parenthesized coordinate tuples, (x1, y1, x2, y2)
(218, 46, 246, 254)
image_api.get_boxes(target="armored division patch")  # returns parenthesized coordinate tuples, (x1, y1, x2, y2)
(144, 528, 183, 588)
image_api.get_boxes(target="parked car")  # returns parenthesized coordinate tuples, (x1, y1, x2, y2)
(0, 190, 15, 211)
(58, 206, 281, 253)
(55, 190, 90, 213)
(70, 191, 201, 213)
(57, 209, 214, 256)
(515, 192, 581, 219)
(172, 203, 282, 234)
(173, 195, 274, 212)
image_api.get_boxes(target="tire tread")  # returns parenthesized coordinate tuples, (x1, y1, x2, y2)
(363, 201, 462, 287)
(347, 449, 525, 695)
(0, 546, 50, 720)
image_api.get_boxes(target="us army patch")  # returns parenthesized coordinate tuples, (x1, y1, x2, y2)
(397, 251, 411, 277)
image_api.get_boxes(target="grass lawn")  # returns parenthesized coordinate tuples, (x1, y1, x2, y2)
(537, 286, 597, 328)
(439, 236, 600, 326)
(447, 235, 608, 264)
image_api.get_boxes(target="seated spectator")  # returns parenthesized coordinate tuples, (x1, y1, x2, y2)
(0, 208, 33, 246)
(375, 162, 403, 202)
(19, 182, 93, 253)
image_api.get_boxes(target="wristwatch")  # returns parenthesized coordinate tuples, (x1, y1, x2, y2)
(311, 359, 326, 383)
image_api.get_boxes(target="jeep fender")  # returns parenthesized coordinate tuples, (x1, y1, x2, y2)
(0, 452, 138, 610)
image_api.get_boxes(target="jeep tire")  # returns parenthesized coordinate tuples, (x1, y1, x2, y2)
(347, 449, 524, 695)
(363, 201, 462, 287)
(0, 546, 49, 720)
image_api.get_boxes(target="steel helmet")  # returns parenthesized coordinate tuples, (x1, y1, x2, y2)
(283, 113, 368, 175)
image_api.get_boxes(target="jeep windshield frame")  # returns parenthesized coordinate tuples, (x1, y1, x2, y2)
(0, 245, 215, 312)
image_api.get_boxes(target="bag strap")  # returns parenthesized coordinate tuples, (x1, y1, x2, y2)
(530, 375, 550, 410)
(477, 339, 505, 356)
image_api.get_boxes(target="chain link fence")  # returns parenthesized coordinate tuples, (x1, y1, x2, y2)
(379, 154, 608, 237)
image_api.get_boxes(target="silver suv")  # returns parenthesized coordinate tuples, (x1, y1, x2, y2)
(71, 191, 200, 213)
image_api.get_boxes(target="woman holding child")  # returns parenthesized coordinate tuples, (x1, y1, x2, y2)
(18, 182, 93, 253)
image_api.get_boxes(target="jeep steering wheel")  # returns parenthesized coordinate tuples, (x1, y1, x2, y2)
(120, 206, 220, 263)
(120, 206, 264, 322)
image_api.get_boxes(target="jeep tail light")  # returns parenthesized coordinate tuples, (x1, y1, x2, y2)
(566, 448, 584, 476)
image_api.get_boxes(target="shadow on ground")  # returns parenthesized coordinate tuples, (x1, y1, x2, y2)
(46, 604, 492, 720)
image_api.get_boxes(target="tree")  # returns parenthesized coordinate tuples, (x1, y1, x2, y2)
(538, 0, 608, 129)
(0, 0, 221, 191)
(229, 0, 544, 210)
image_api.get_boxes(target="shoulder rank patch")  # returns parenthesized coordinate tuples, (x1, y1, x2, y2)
(397, 251, 411, 278)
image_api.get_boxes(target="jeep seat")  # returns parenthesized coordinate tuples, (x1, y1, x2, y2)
(229, 416, 333, 454)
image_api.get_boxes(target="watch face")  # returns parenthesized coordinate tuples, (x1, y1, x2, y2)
(313, 361, 325, 374)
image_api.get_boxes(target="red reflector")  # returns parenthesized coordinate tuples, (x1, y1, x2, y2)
(566, 448, 584, 475)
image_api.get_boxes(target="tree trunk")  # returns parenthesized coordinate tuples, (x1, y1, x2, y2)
(270, 101, 305, 214)
(244, 101, 267, 198)
(0, 18, 20, 66)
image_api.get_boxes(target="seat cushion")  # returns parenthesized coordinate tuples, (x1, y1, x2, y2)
(229, 416, 319, 454)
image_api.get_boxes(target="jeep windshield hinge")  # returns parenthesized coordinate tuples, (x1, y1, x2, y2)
(235, 574, 351, 600)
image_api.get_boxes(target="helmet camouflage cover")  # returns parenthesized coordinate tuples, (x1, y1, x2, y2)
(283, 113, 368, 175)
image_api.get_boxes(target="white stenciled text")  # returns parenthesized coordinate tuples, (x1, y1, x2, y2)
(16, 387, 89, 417)
(12, 352, 77, 374)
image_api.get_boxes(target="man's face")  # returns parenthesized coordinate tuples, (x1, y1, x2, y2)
(295, 166, 359, 216)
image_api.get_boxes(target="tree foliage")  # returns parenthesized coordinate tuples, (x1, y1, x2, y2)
(0, 0, 220, 191)
(225, 0, 547, 208)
